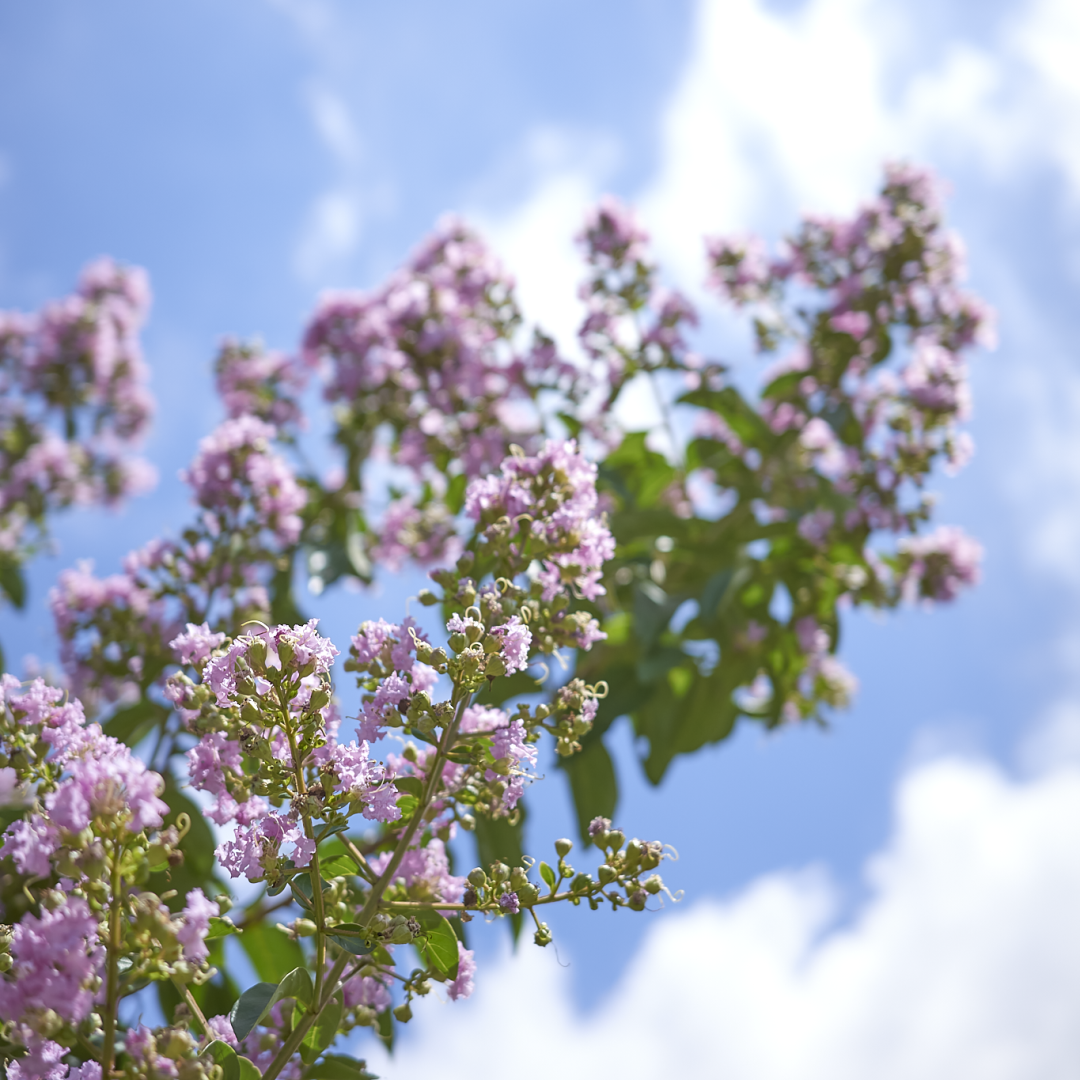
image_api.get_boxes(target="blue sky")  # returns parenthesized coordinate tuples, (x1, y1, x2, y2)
(3, 1, 1080, 1074)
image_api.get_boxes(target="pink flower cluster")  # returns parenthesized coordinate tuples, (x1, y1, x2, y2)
(215, 338, 308, 429)
(0, 259, 155, 572)
(465, 439, 615, 606)
(301, 216, 579, 542)
(897, 525, 983, 603)
(181, 414, 306, 546)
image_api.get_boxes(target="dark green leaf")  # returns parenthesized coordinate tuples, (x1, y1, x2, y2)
(328, 920, 373, 956)
(0, 558, 26, 610)
(229, 982, 278, 1041)
(305, 1053, 378, 1080)
(444, 473, 468, 515)
(104, 698, 168, 745)
(238, 922, 306, 983)
(303, 992, 343, 1058)
(375, 1008, 394, 1052)
(561, 740, 617, 844)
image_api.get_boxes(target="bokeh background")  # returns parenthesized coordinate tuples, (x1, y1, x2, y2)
(3, 1, 1080, 1074)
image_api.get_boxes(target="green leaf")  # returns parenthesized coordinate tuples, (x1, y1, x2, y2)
(444, 472, 468, 515)
(238, 921, 306, 983)
(305, 1053, 378, 1080)
(237, 1058, 261, 1080)
(317, 855, 356, 879)
(538, 861, 556, 890)
(0, 558, 26, 610)
(276, 966, 314, 1008)
(291, 876, 315, 910)
(395, 795, 418, 818)
(394, 776, 424, 799)
(561, 740, 617, 844)
(229, 982, 278, 1041)
(375, 1007, 394, 1052)
(103, 698, 168, 745)
(303, 992, 343, 1059)
(328, 922, 373, 956)
(201, 1040, 239, 1080)
(419, 917, 460, 979)
(206, 916, 240, 940)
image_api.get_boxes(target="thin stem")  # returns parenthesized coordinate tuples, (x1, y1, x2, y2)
(354, 691, 472, 928)
(341, 836, 377, 884)
(101, 840, 125, 1077)
(176, 980, 209, 1035)
(236, 894, 294, 930)
(259, 951, 351, 1080)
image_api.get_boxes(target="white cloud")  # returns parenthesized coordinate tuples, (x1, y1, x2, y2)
(294, 188, 362, 282)
(374, 756, 1080, 1079)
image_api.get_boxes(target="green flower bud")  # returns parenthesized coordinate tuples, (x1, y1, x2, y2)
(490, 862, 510, 884)
(307, 688, 331, 713)
(0, 954, 11, 973)
(598, 864, 618, 886)
(533, 923, 553, 947)
(482, 634, 501, 654)
(277, 640, 295, 667)
(465, 623, 484, 645)
(417, 589, 439, 607)
(236, 676, 257, 697)
(393, 1003, 412, 1023)
(448, 633, 467, 654)
(628, 889, 648, 911)
(484, 654, 507, 678)
(644, 874, 662, 895)
(509, 867, 529, 891)
(293, 919, 318, 937)
(570, 872, 593, 894)
(248, 640, 267, 670)
(555, 838, 573, 858)
(467, 868, 487, 888)
(607, 829, 626, 851)
(240, 699, 261, 726)
(517, 884, 540, 907)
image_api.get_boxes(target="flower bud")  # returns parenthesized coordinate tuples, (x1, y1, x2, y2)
(307, 688, 331, 713)
(482, 634, 501, 654)
(644, 874, 662, 894)
(248, 640, 267, 670)
(467, 868, 487, 888)
(533, 923, 553, 947)
(448, 632, 467, 654)
(417, 589, 438, 606)
(484, 654, 507, 678)
(598, 864, 618, 886)
(277, 639, 295, 667)
(393, 1003, 412, 1023)
(607, 830, 626, 851)
(517, 884, 540, 907)
(490, 862, 510, 884)
(555, 838, 573, 858)
(509, 866, 529, 891)
(236, 676, 257, 697)
(628, 889, 648, 911)
(570, 872, 593, 893)
(240, 699, 261, 726)
(293, 919, 318, 937)
(0, 955, 11, 973)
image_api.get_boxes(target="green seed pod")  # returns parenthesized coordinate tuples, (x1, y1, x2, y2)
(555, 838, 573, 858)
(533, 923, 553, 947)
(393, 1003, 413, 1023)
(598, 864, 618, 886)
(509, 867, 529, 891)
(482, 634, 501, 654)
(465, 623, 484, 645)
(484, 653, 507, 678)
(448, 632, 467, 654)
(644, 874, 663, 895)
(517, 884, 540, 907)
(607, 829, 626, 851)
(240, 699, 261, 726)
